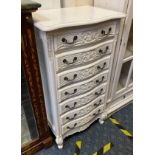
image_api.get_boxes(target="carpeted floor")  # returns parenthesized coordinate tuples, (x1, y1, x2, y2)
(35, 103, 133, 155)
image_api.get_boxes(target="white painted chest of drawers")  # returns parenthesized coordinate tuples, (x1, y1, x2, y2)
(32, 6, 125, 149)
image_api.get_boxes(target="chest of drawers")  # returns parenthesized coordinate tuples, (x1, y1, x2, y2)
(33, 6, 125, 149)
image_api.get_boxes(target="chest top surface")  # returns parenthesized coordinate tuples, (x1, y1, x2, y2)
(32, 6, 125, 31)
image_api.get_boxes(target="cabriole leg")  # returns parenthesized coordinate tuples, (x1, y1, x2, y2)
(56, 136, 63, 149)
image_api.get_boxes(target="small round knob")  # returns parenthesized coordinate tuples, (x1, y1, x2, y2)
(74, 74, 77, 78)
(99, 49, 103, 53)
(64, 92, 68, 95)
(63, 59, 67, 63)
(96, 80, 99, 83)
(62, 38, 66, 42)
(64, 77, 68, 81)
(74, 57, 77, 61)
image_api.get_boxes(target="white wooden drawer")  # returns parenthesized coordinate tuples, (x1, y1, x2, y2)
(53, 21, 117, 52)
(61, 95, 105, 125)
(58, 71, 108, 102)
(62, 105, 105, 134)
(57, 56, 110, 88)
(59, 83, 106, 114)
(55, 40, 113, 72)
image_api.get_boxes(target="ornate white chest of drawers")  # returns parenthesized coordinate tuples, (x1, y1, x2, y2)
(32, 6, 125, 148)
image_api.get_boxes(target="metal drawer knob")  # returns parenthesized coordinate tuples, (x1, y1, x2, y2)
(65, 102, 77, 110)
(63, 57, 77, 65)
(64, 74, 77, 81)
(62, 36, 78, 44)
(64, 89, 77, 95)
(67, 123, 77, 129)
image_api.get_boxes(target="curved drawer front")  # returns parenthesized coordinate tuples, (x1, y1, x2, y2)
(59, 83, 106, 114)
(53, 21, 117, 52)
(58, 71, 108, 102)
(62, 105, 105, 134)
(61, 95, 105, 125)
(57, 56, 110, 88)
(55, 41, 113, 72)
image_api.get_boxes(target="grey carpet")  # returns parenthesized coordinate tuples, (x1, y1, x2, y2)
(35, 103, 133, 155)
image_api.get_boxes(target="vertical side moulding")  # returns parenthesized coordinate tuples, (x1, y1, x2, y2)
(124, 20, 133, 59)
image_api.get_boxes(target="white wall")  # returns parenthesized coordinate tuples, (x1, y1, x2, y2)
(33, 0, 94, 9)
(94, 0, 128, 12)
(33, 0, 60, 9)
(61, 0, 94, 8)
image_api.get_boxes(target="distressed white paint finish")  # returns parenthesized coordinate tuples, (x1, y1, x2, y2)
(55, 40, 113, 72)
(32, 6, 125, 31)
(110, 0, 133, 100)
(62, 109, 107, 138)
(34, 28, 61, 137)
(61, 94, 105, 125)
(94, 0, 133, 113)
(33, 6, 125, 148)
(59, 83, 107, 112)
(58, 71, 108, 102)
(57, 56, 111, 88)
(95, 0, 133, 109)
(53, 21, 117, 51)
(62, 104, 105, 134)
(94, 0, 129, 102)
(107, 90, 133, 116)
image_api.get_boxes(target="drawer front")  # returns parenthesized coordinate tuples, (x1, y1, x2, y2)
(54, 21, 117, 51)
(59, 83, 106, 114)
(61, 95, 105, 125)
(62, 105, 105, 134)
(57, 56, 110, 88)
(58, 71, 108, 102)
(55, 41, 113, 72)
